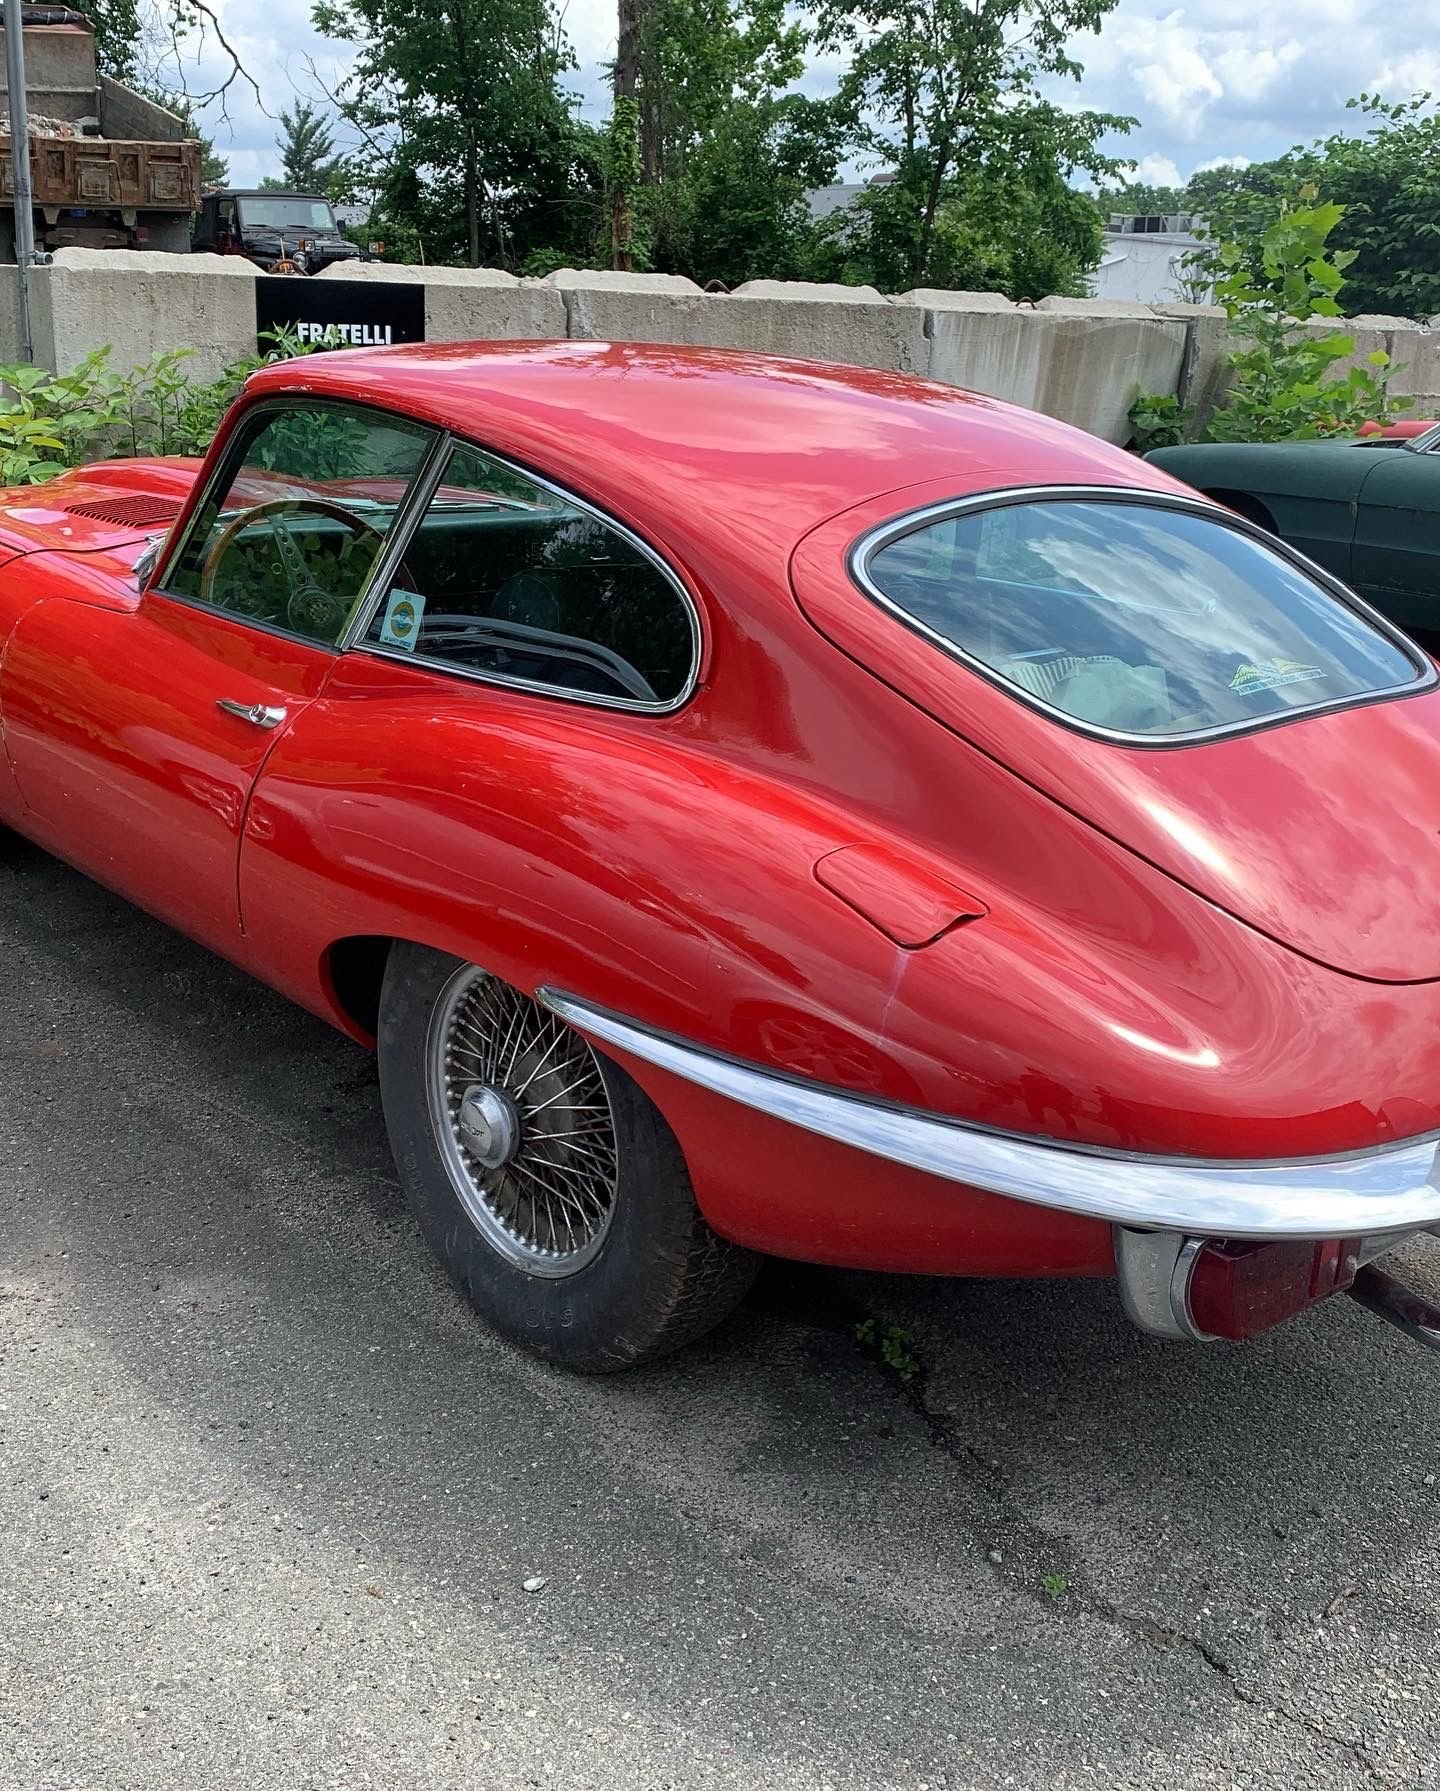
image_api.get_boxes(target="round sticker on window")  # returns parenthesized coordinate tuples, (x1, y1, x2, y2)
(381, 588, 425, 650)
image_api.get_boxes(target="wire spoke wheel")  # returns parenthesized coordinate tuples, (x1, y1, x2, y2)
(426, 965, 618, 1278)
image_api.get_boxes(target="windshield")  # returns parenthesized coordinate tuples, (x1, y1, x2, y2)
(857, 497, 1422, 740)
(237, 196, 336, 233)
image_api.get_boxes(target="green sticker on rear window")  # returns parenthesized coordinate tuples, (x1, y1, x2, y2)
(1229, 657, 1325, 695)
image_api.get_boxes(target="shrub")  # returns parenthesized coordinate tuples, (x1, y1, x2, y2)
(1206, 198, 1406, 442)
(1129, 195, 1410, 451)
(0, 330, 316, 485)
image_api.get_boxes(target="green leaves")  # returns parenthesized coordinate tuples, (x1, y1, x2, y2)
(1202, 199, 1410, 443)
(1186, 93, 1440, 320)
(1128, 391, 1191, 453)
(270, 102, 352, 201)
(802, 0, 1130, 291)
(314, 0, 585, 269)
(0, 336, 312, 488)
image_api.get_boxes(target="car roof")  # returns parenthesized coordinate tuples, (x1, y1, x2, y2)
(244, 340, 1181, 570)
(221, 189, 330, 201)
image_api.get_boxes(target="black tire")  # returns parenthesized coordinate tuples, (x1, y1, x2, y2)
(377, 942, 759, 1371)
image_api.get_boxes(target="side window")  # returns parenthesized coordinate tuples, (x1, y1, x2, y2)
(163, 403, 435, 646)
(362, 442, 697, 706)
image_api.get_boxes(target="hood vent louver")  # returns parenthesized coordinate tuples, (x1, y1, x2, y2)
(62, 495, 183, 528)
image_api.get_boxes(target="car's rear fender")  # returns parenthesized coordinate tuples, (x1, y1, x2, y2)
(239, 647, 1440, 1179)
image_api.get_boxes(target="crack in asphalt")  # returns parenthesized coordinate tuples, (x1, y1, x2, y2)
(841, 1301, 1393, 1785)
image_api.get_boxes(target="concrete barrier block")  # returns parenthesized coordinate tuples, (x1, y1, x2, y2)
(314, 261, 424, 282)
(545, 269, 703, 293)
(897, 288, 1017, 312)
(1385, 322, 1440, 404)
(34, 248, 259, 378)
(38, 247, 258, 376)
(897, 289, 1037, 404)
(1156, 308, 1414, 429)
(1152, 302, 1232, 423)
(1289, 316, 1391, 382)
(0, 269, 27, 363)
(548, 270, 928, 371)
(424, 267, 565, 341)
(544, 269, 711, 344)
(719, 280, 928, 372)
(320, 261, 566, 340)
(1031, 297, 1187, 442)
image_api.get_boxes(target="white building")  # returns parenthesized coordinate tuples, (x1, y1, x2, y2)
(1093, 214, 1210, 305)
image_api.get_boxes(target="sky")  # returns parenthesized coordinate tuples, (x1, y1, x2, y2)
(177, 0, 1438, 193)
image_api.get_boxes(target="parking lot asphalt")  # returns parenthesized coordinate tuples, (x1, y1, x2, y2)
(3, 833, 1439, 1791)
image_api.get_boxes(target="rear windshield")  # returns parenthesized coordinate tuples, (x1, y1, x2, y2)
(858, 498, 1421, 740)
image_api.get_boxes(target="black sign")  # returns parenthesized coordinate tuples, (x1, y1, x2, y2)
(255, 276, 426, 353)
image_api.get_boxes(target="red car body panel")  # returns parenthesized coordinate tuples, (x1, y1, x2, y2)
(2, 342, 1439, 1300)
(795, 493, 1440, 984)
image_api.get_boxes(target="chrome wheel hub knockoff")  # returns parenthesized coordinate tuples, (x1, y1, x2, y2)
(427, 967, 619, 1278)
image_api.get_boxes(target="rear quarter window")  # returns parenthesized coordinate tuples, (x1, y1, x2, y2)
(856, 496, 1423, 741)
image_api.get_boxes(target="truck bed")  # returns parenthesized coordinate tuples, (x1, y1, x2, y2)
(0, 131, 200, 214)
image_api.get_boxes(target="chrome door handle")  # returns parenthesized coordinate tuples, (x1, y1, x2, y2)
(216, 698, 288, 730)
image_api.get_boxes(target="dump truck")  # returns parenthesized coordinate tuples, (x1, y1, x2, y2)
(0, 5, 202, 258)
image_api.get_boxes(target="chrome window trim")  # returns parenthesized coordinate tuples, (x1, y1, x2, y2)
(152, 395, 446, 649)
(539, 988, 1440, 1240)
(847, 483, 1436, 750)
(338, 429, 453, 649)
(1409, 422, 1440, 456)
(345, 434, 703, 716)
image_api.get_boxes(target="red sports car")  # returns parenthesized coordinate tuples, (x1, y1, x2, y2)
(3, 341, 1438, 1370)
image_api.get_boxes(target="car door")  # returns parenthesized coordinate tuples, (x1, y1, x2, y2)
(235, 432, 705, 1013)
(1348, 430, 1440, 631)
(0, 398, 438, 959)
(192, 195, 217, 251)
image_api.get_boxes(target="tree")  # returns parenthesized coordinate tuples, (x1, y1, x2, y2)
(198, 132, 230, 189)
(87, 0, 143, 79)
(266, 102, 348, 197)
(812, 0, 1133, 292)
(808, 117, 1106, 299)
(664, 94, 848, 286)
(314, 0, 584, 268)
(1185, 96, 1440, 319)
(1095, 179, 1184, 218)
(605, 0, 845, 280)
(1182, 199, 1405, 443)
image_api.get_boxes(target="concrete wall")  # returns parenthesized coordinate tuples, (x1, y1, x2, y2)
(0, 248, 1434, 443)
(27, 250, 262, 381)
(97, 74, 187, 143)
(0, 21, 100, 128)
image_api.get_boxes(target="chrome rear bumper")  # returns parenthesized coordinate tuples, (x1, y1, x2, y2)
(541, 989, 1440, 1241)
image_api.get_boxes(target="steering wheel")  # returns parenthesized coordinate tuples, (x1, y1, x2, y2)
(200, 497, 403, 642)
(420, 613, 660, 702)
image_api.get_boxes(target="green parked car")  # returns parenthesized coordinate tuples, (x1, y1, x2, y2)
(1148, 422, 1440, 636)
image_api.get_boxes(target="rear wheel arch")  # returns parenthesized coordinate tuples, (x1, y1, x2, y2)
(1203, 488, 1279, 534)
(377, 940, 758, 1368)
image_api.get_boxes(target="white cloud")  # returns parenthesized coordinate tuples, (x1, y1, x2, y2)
(1068, 0, 1434, 176)
(1125, 153, 1185, 187)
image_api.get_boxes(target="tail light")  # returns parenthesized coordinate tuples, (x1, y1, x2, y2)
(1184, 1238, 1361, 1340)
